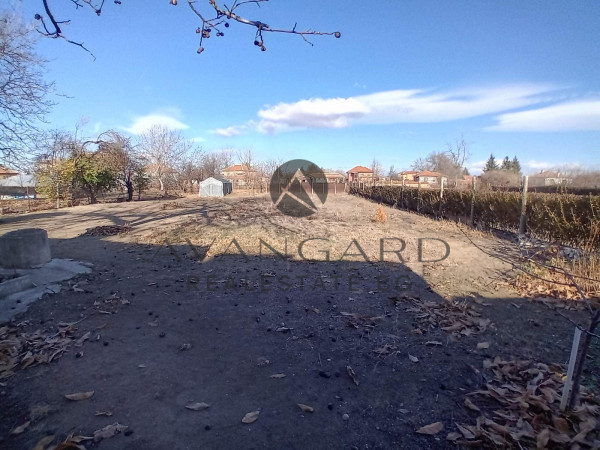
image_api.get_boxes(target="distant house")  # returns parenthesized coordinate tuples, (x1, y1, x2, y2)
(0, 165, 19, 179)
(0, 173, 36, 199)
(528, 170, 572, 187)
(346, 166, 374, 183)
(399, 170, 418, 181)
(222, 164, 258, 188)
(306, 172, 345, 183)
(415, 171, 447, 185)
(199, 177, 232, 197)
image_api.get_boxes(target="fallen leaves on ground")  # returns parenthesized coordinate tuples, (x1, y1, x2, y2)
(65, 391, 94, 401)
(392, 296, 492, 338)
(1, 322, 84, 379)
(339, 311, 384, 332)
(449, 356, 600, 448)
(32, 434, 54, 450)
(93, 423, 128, 442)
(81, 225, 131, 236)
(10, 420, 30, 435)
(298, 403, 314, 413)
(242, 410, 260, 424)
(416, 421, 444, 435)
(54, 433, 93, 450)
(185, 402, 210, 411)
(346, 365, 359, 386)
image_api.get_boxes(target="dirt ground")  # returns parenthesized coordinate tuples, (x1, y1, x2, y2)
(0, 193, 592, 449)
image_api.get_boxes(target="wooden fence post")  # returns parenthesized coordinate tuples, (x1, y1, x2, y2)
(519, 175, 529, 236)
(439, 179, 444, 217)
(470, 177, 476, 226)
(417, 179, 421, 213)
(561, 326, 582, 411)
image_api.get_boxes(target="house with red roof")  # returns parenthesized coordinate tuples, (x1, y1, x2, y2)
(415, 171, 447, 185)
(222, 164, 258, 188)
(346, 165, 374, 183)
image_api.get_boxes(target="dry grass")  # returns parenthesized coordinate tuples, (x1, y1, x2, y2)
(514, 254, 600, 302)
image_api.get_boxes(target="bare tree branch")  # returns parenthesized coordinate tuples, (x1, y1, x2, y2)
(33, 0, 340, 54)
(0, 10, 55, 168)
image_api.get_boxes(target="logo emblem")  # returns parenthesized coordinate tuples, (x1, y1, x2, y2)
(270, 159, 328, 217)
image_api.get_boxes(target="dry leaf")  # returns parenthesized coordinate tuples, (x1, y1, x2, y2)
(416, 421, 444, 435)
(455, 423, 476, 439)
(297, 403, 314, 413)
(242, 410, 260, 424)
(148, 321, 158, 327)
(93, 423, 128, 442)
(346, 365, 359, 386)
(464, 397, 480, 412)
(408, 354, 419, 363)
(476, 342, 489, 350)
(446, 432, 461, 441)
(536, 427, 550, 449)
(95, 410, 113, 417)
(65, 391, 94, 401)
(270, 373, 286, 379)
(75, 331, 91, 347)
(425, 341, 443, 346)
(179, 343, 192, 351)
(185, 402, 210, 411)
(11, 420, 30, 435)
(32, 434, 54, 450)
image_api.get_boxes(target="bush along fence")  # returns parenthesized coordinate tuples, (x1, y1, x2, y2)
(349, 178, 600, 251)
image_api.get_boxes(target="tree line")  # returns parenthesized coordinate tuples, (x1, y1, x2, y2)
(33, 125, 242, 207)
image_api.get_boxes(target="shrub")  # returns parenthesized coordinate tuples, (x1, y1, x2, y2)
(350, 186, 600, 250)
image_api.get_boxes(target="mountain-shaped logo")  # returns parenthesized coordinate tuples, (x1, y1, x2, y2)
(270, 160, 328, 217)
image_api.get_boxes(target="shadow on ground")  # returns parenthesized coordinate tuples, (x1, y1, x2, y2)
(0, 234, 585, 450)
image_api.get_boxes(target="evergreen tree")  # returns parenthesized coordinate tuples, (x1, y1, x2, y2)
(501, 156, 511, 171)
(483, 154, 499, 172)
(511, 156, 521, 174)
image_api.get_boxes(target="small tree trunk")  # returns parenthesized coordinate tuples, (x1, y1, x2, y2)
(126, 181, 134, 201)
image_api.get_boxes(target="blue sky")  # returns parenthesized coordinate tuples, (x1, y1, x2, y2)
(20, 0, 600, 174)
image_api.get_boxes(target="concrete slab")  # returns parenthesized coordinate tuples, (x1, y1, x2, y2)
(0, 258, 92, 324)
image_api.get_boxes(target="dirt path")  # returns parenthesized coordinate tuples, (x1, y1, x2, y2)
(0, 194, 588, 449)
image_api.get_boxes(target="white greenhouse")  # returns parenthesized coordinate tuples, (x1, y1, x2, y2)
(199, 177, 233, 197)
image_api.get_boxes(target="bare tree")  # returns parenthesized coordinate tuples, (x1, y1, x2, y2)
(411, 157, 428, 172)
(33, 0, 341, 55)
(138, 125, 190, 195)
(446, 135, 470, 170)
(479, 169, 521, 189)
(0, 9, 54, 168)
(99, 130, 145, 201)
(371, 159, 383, 178)
(201, 150, 232, 178)
(257, 157, 283, 178)
(177, 147, 204, 193)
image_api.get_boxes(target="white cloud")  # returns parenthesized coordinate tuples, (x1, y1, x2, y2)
(124, 113, 189, 135)
(214, 126, 243, 137)
(467, 160, 487, 175)
(212, 84, 558, 135)
(487, 100, 600, 132)
(524, 160, 554, 170)
(189, 136, 206, 143)
(213, 121, 256, 137)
